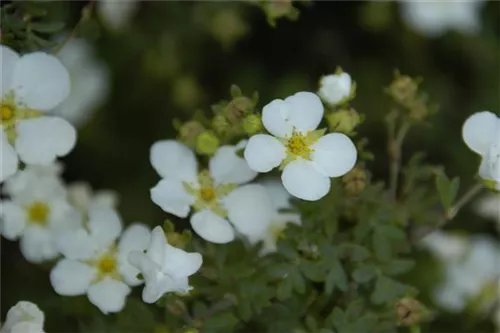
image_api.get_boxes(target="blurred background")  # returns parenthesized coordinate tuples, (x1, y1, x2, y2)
(1, 1, 499, 332)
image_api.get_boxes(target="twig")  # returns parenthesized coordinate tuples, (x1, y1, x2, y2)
(446, 182, 484, 220)
(388, 120, 411, 201)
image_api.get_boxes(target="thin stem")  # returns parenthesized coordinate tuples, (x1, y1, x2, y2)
(446, 182, 484, 220)
(388, 120, 411, 201)
(52, 0, 94, 55)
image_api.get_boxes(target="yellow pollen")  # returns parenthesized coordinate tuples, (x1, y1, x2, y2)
(27, 201, 50, 225)
(199, 187, 216, 202)
(286, 132, 312, 159)
(0, 105, 14, 122)
(97, 253, 117, 275)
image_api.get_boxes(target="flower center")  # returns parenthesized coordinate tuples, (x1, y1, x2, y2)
(97, 253, 118, 275)
(199, 187, 216, 202)
(1, 105, 14, 122)
(27, 201, 50, 226)
(286, 131, 312, 159)
(0, 93, 41, 143)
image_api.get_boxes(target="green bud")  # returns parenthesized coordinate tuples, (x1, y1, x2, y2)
(388, 74, 419, 105)
(179, 121, 204, 146)
(327, 109, 362, 135)
(243, 114, 262, 135)
(342, 166, 367, 195)
(166, 299, 188, 317)
(212, 114, 230, 135)
(196, 131, 220, 156)
(225, 96, 254, 124)
(408, 99, 428, 121)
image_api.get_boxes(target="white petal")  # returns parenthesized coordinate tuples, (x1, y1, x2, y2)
(87, 206, 122, 249)
(162, 244, 203, 279)
(98, 0, 138, 30)
(262, 99, 293, 138)
(150, 140, 198, 182)
(56, 227, 97, 260)
(462, 111, 499, 155)
(259, 178, 292, 210)
(318, 73, 352, 106)
(2, 301, 44, 333)
(11, 322, 45, 333)
(146, 226, 168, 264)
(0, 200, 26, 240)
(190, 209, 235, 244)
(15, 117, 77, 165)
(12, 52, 70, 111)
(128, 251, 171, 304)
(224, 184, 276, 240)
(50, 259, 96, 296)
(311, 133, 357, 177)
(87, 278, 131, 314)
(150, 178, 194, 218)
(281, 160, 330, 201)
(118, 224, 151, 286)
(1, 133, 19, 182)
(244, 134, 286, 173)
(285, 92, 324, 133)
(20, 226, 59, 263)
(1, 45, 20, 97)
(209, 140, 257, 185)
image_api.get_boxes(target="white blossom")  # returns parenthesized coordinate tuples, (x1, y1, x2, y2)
(1, 45, 76, 182)
(53, 39, 109, 126)
(475, 194, 500, 232)
(128, 226, 203, 304)
(244, 92, 357, 201)
(1, 301, 45, 333)
(317, 72, 352, 106)
(97, 0, 139, 31)
(400, 0, 485, 37)
(150, 139, 262, 244)
(462, 111, 500, 188)
(50, 206, 150, 314)
(0, 165, 78, 263)
(67, 181, 118, 212)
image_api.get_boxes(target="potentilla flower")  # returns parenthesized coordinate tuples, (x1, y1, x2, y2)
(244, 92, 357, 201)
(128, 226, 203, 304)
(150, 140, 258, 244)
(53, 39, 109, 126)
(0, 165, 78, 263)
(0, 45, 76, 182)
(51, 206, 151, 314)
(400, 0, 485, 37)
(67, 182, 118, 212)
(0, 301, 45, 333)
(317, 72, 352, 106)
(462, 111, 500, 188)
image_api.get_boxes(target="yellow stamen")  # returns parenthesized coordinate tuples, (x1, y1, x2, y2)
(199, 187, 216, 202)
(27, 201, 50, 226)
(0, 105, 13, 122)
(286, 131, 312, 159)
(97, 253, 117, 275)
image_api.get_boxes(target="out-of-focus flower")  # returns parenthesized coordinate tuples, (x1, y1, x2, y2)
(1, 45, 75, 182)
(150, 140, 262, 244)
(53, 39, 109, 127)
(50, 207, 150, 314)
(0, 165, 78, 263)
(0, 301, 45, 333)
(400, 0, 485, 37)
(67, 182, 118, 212)
(462, 111, 500, 189)
(244, 92, 357, 201)
(475, 194, 500, 231)
(97, 0, 139, 31)
(318, 72, 352, 106)
(128, 226, 202, 304)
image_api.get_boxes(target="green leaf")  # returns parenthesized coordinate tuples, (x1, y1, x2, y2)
(203, 311, 239, 332)
(436, 171, 460, 210)
(326, 259, 349, 293)
(371, 276, 410, 305)
(352, 265, 377, 284)
(305, 315, 318, 332)
(338, 243, 370, 262)
(277, 275, 294, 300)
(291, 268, 306, 294)
(325, 307, 346, 329)
(300, 260, 326, 282)
(267, 262, 292, 279)
(382, 259, 415, 276)
(30, 21, 65, 33)
(237, 299, 252, 321)
(373, 225, 406, 261)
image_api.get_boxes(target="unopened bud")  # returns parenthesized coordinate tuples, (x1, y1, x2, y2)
(180, 121, 204, 146)
(225, 97, 253, 124)
(342, 166, 367, 195)
(395, 298, 427, 326)
(243, 114, 262, 135)
(388, 75, 418, 105)
(166, 299, 188, 317)
(196, 131, 220, 156)
(408, 99, 428, 121)
(327, 109, 361, 135)
(212, 115, 230, 135)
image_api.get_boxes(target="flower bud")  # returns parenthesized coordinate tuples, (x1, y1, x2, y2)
(243, 114, 262, 135)
(196, 131, 220, 156)
(166, 299, 188, 317)
(327, 109, 361, 135)
(388, 75, 418, 105)
(395, 298, 427, 326)
(318, 72, 353, 106)
(225, 96, 254, 124)
(179, 121, 204, 146)
(212, 115, 230, 135)
(342, 166, 367, 195)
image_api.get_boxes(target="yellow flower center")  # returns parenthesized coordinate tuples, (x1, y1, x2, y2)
(27, 201, 50, 226)
(199, 187, 216, 202)
(0, 93, 41, 143)
(97, 253, 118, 275)
(286, 131, 312, 159)
(1, 105, 14, 122)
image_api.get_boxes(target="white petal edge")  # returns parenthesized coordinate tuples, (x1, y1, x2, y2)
(1, 45, 20, 97)
(190, 209, 235, 244)
(118, 223, 151, 286)
(87, 206, 122, 249)
(87, 278, 131, 314)
(244, 134, 286, 173)
(2, 301, 44, 333)
(150, 178, 194, 218)
(261, 99, 294, 138)
(209, 140, 257, 185)
(311, 133, 357, 177)
(50, 259, 96, 296)
(281, 159, 331, 201)
(20, 226, 59, 263)
(0, 200, 26, 240)
(150, 140, 198, 182)
(285, 92, 324, 133)
(462, 111, 499, 155)
(1, 133, 19, 182)
(162, 244, 203, 279)
(15, 117, 77, 165)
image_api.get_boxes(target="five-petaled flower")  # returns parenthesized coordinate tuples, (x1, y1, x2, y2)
(0, 45, 76, 182)
(462, 111, 500, 190)
(128, 226, 203, 304)
(244, 92, 357, 201)
(1, 301, 45, 333)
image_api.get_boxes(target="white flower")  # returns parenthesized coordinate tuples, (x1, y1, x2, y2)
(476, 194, 500, 232)
(400, 0, 485, 37)
(1, 301, 45, 333)
(0, 165, 78, 263)
(1, 45, 76, 182)
(462, 111, 500, 187)
(67, 182, 118, 212)
(97, 0, 139, 31)
(53, 39, 109, 126)
(150, 139, 259, 244)
(50, 207, 150, 314)
(317, 72, 352, 106)
(128, 226, 203, 304)
(244, 92, 357, 201)
(232, 179, 301, 255)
